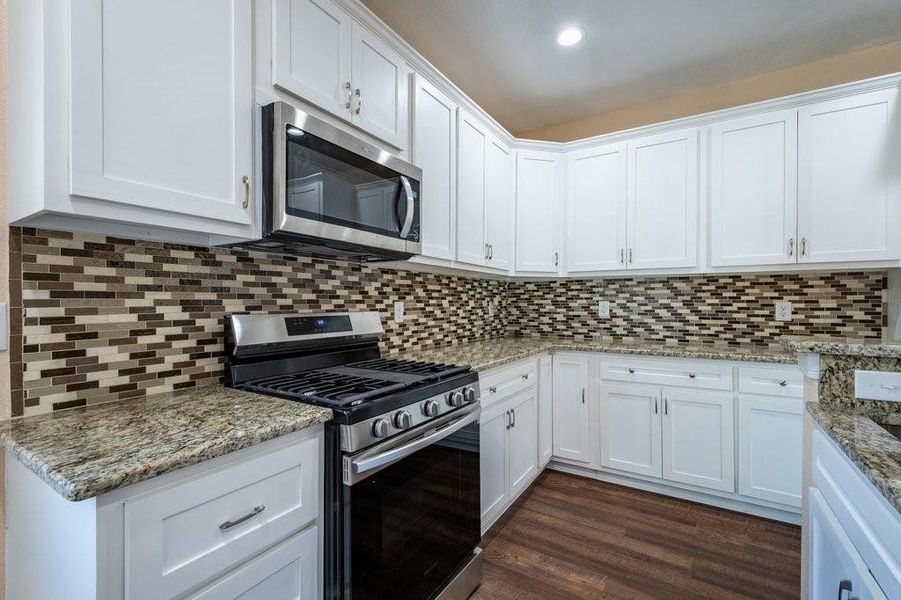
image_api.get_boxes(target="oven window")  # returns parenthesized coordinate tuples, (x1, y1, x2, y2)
(285, 126, 420, 242)
(349, 422, 480, 600)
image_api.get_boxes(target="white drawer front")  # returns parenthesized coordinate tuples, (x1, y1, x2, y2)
(601, 356, 733, 391)
(812, 430, 900, 600)
(125, 436, 320, 600)
(738, 366, 803, 397)
(480, 358, 538, 407)
(188, 526, 319, 600)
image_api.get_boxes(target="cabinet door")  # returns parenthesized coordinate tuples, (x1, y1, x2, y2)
(600, 383, 662, 477)
(808, 489, 887, 600)
(484, 135, 514, 270)
(738, 395, 802, 507)
(456, 111, 487, 266)
(661, 389, 735, 492)
(273, 0, 352, 119)
(508, 390, 538, 498)
(189, 527, 319, 599)
(710, 110, 798, 267)
(566, 144, 627, 272)
(516, 150, 562, 273)
(70, 0, 253, 226)
(626, 129, 699, 269)
(351, 22, 408, 149)
(552, 354, 591, 463)
(537, 355, 553, 466)
(479, 403, 509, 529)
(798, 88, 900, 263)
(413, 75, 457, 260)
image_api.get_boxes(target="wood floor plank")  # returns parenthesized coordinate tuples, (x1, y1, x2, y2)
(472, 471, 801, 600)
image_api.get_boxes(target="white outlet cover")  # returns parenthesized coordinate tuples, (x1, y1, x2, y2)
(598, 300, 610, 319)
(854, 370, 901, 402)
(774, 301, 793, 322)
(394, 301, 404, 323)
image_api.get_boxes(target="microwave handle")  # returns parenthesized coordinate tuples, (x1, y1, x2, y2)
(399, 176, 415, 239)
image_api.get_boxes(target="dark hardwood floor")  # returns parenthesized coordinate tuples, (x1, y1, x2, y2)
(472, 471, 801, 599)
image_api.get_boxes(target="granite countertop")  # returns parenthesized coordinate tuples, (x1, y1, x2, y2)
(0, 386, 332, 501)
(807, 402, 901, 514)
(396, 337, 796, 372)
(782, 336, 901, 358)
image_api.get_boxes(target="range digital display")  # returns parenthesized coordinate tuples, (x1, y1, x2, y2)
(285, 315, 352, 336)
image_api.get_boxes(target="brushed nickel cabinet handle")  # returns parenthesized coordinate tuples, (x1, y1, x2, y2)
(628, 248, 633, 264)
(837, 579, 852, 600)
(354, 88, 362, 115)
(485, 243, 490, 259)
(511, 408, 516, 428)
(620, 248, 625, 264)
(581, 388, 586, 404)
(654, 398, 658, 414)
(345, 82, 353, 109)
(788, 238, 794, 257)
(220, 505, 265, 531)
(242, 175, 250, 209)
(664, 396, 668, 415)
(554, 252, 559, 267)
(505, 409, 511, 429)
(801, 237, 807, 256)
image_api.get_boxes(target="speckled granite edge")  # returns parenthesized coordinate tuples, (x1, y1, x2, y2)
(0, 386, 332, 501)
(782, 336, 901, 358)
(807, 402, 901, 514)
(396, 337, 796, 372)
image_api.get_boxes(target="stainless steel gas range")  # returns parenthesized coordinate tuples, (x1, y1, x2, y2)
(225, 312, 482, 599)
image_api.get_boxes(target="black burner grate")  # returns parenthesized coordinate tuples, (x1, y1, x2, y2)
(248, 370, 407, 406)
(347, 358, 469, 380)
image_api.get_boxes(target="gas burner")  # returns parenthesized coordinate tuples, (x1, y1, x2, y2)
(247, 370, 407, 407)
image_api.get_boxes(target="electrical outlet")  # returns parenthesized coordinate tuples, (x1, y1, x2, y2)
(774, 301, 793, 322)
(598, 300, 610, 319)
(394, 301, 405, 323)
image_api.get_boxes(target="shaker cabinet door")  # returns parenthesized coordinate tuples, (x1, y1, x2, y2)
(70, 0, 254, 226)
(599, 384, 662, 478)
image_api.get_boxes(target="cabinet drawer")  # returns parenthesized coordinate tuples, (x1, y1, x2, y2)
(480, 358, 539, 408)
(125, 436, 320, 600)
(601, 356, 733, 391)
(737, 366, 802, 397)
(812, 430, 900, 599)
(188, 525, 319, 599)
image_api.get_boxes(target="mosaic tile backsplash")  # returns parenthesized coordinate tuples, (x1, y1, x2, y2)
(506, 273, 885, 346)
(10, 228, 887, 416)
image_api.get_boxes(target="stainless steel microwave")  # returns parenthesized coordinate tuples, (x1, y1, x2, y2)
(251, 101, 422, 261)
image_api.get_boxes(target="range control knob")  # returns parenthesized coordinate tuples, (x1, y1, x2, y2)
(393, 410, 412, 429)
(463, 387, 477, 403)
(371, 418, 390, 438)
(421, 400, 440, 417)
(447, 390, 465, 407)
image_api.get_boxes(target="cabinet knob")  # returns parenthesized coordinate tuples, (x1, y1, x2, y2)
(779, 380, 787, 387)
(688, 372, 696, 379)
(522, 373, 529, 380)
(489, 386, 497, 394)
(628, 368, 635, 374)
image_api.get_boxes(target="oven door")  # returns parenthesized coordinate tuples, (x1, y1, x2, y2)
(266, 102, 422, 256)
(342, 405, 480, 600)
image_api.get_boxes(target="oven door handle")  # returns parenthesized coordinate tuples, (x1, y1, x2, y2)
(344, 405, 480, 485)
(398, 175, 415, 239)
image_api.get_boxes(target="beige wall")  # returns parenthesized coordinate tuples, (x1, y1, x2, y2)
(1, 1, 9, 597)
(522, 40, 901, 142)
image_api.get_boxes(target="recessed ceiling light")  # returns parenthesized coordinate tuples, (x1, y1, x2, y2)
(556, 26, 585, 47)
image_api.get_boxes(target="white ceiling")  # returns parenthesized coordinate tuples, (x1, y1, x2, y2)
(361, 0, 901, 135)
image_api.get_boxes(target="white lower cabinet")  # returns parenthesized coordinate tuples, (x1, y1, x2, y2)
(599, 383, 662, 477)
(662, 388, 734, 492)
(6, 427, 324, 600)
(738, 395, 802, 507)
(808, 489, 886, 600)
(480, 387, 538, 532)
(552, 353, 592, 463)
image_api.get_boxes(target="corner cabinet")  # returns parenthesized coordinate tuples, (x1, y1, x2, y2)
(273, 0, 408, 149)
(412, 74, 457, 260)
(9, 0, 257, 242)
(516, 150, 563, 274)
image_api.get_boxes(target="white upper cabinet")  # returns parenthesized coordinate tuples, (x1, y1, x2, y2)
(565, 144, 628, 272)
(710, 110, 798, 267)
(798, 88, 900, 263)
(273, 0, 408, 148)
(412, 74, 457, 261)
(626, 128, 699, 269)
(273, 0, 352, 119)
(516, 150, 563, 273)
(456, 111, 488, 266)
(68, 0, 254, 231)
(484, 136, 515, 270)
